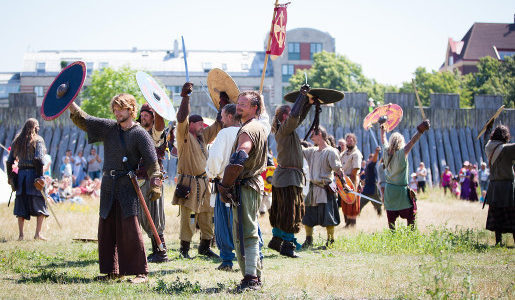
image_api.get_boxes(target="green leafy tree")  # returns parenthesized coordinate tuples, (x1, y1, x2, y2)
(399, 67, 470, 107)
(464, 56, 515, 108)
(287, 51, 397, 103)
(80, 66, 145, 118)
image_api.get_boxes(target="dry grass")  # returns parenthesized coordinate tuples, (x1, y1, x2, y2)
(0, 187, 513, 299)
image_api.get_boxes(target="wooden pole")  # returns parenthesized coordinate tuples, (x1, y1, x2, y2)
(411, 79, 426, 120)
(128, 171, 164, 251)
(259, 0, 279, 94)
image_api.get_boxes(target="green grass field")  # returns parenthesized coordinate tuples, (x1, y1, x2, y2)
(0, 188, 513, 299)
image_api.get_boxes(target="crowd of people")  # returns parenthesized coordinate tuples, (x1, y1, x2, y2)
(440, 161, 490, 202)
(5, 80, 513, 291)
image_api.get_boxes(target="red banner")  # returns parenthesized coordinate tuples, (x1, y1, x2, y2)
(267, 5, 288, 57)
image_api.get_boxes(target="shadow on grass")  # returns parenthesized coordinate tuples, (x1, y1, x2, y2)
(39, 259, 97, 269)
(148, 269, 188, 276)
(154, 277, 229, 295)
(18, 269, 93, 284)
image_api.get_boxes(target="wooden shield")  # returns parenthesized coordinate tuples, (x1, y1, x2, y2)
(207, 68, 239, 110)
(41, 61, 86, 120)
(363, 103, 403, 132)
(136, 71, 176, 121)
(335, 174, 359, 205)
(284, 88, 344, 104)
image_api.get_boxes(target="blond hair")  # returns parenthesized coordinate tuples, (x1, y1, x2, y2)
(110, 93, 138, 120)
(388, 132, 405, 153)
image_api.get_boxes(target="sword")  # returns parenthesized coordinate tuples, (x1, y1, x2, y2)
(8, 190, 13, 207)
(346, 189, 383, 205)
(181, 36, 190, 83)
(369, 129, 379, 148)
(39, 190, 62, 229)
(123, 157, 164, 251)
(0, 142, 9, 152)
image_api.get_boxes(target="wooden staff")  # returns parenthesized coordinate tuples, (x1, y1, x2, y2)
(412, 79, 426, 120)
(259, 0, 280, 94)
(127, 169, 164, 251)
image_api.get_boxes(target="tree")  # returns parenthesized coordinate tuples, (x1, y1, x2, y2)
(287, 51, 397, 104)
(399, 67, 470, 107)
(80, 66, 145, 118)
(464, 56, 515, 108)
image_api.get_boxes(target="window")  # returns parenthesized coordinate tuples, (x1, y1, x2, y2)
(202, 62, 212, 72)
(288, 42, 300, 60)
(99, 62, 108, 71)
(282, 64, 294, 82)
(36, 62, 45, 73)
(86, 62, 94, 74)
(448, 56, 454, 66)
(498, 51, 515, 60)
(310, 43, 322, 59)
(221, 63, 227, 71)
(34, 86, 44, 97)
(166, 86, 181, 97)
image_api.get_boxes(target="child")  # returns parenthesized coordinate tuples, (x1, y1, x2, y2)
(451, 176, 460, 198)
(409, 173, 418, 192)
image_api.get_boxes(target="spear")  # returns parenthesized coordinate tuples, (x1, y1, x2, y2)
(411, 79, 426, 120)
(259, 0, 280, 94)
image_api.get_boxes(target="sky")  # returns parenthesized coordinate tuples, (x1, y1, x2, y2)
(0, 0, 514, 86)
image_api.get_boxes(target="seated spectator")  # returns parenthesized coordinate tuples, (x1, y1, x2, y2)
(48, 181, 61, 203)
(59, 177, 83, 204)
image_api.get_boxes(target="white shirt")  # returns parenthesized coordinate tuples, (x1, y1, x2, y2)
(257, 110, 271, 136)
(72, 155, 86, 176)
(416, 166, 427, 182)
(205, 126, 240, 179)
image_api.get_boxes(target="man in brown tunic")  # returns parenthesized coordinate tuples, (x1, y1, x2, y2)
(68, 94, 162, 284)
(340, 133, 363, 227)
(268, 84, 313, 257)
(217, 91, 267, 291)
(136, 103, 168, 263)
(173, 82, 222, 259)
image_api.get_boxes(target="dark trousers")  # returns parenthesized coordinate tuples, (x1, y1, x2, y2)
(386, 207, 415, 230)
(98, 199, 148, 275)
(417, 181, 426, 193)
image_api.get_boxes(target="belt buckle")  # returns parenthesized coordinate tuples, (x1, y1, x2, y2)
(110, 170, 116, 177)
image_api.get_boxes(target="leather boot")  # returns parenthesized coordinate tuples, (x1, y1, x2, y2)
(301, 236, 313, 249)
(148, 234, 169, 263)
(198, 239, 220, 259)
(179, 240, 192, 259)
(147, 238, 157, 261)
(279, 241, 298, 258)
(267, 236, 282, 253)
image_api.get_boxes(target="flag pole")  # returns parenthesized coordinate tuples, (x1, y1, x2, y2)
(259, 0, 279, 94)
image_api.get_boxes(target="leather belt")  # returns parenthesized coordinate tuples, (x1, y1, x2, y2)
(103, 170, 129, 178)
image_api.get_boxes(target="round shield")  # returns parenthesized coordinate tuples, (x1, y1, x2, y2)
(136, 72, 176, 121)
(363, 103, 403, 132)
(336, 174, 359, 205)
(41, 61, 86, 121)
(284, 88, 344, 104)
(207, 68, 240, 109)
